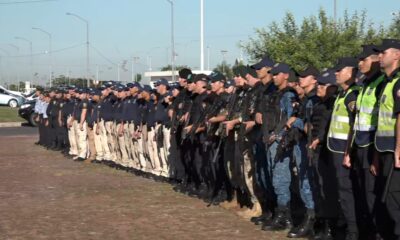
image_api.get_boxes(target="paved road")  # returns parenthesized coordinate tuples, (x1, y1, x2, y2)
(0, 128, 287, 240)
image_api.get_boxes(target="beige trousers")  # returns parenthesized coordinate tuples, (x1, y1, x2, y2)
(68, 116, 78, 156)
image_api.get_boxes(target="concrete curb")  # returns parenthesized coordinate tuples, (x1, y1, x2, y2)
(0, 122, 23, 128)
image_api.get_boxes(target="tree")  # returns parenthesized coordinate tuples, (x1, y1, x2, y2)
(213, 61, 234, 79)
(160, 65, 190, 71)
(134, 74, 142, 83)
(241, 9, 389, 71)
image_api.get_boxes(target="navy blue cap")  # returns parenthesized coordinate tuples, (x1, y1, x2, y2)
(142, 85, 153, 93)
(270, 62, 291, 75)
(187, 73, 196, 84)
(246, 65, 258, 78)
(127, 82, 141, 89)
(158, 78, 169, 87)
(169, 82, 180, 89)
(233, 65, 248, 78)
(224, 79, 235, 88)
(104, 81, 113, 88)
(374, 39, 400, 52)
(298, 66, 320, 77)
(317, 69, 337, 85)
(98, 85, 107, 91)
(66, 85, 76, 90)
(251, 55, 275, 70)
(358, 44, 380, 60)
(194, 74, 210, 83)
(178, 68, 192, 79)
(334, 57, 358, 71)
(116, 85, 126, 92)
(209, 71, 226, 83)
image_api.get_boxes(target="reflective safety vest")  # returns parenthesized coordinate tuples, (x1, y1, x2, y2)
(353, 75, 384, 146)
(375, 74, 400, 152)
(328, 86, 360, 153)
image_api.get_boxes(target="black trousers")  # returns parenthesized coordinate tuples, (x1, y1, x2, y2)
(380, 152, 400, 237)
(331, 151, 358, 233)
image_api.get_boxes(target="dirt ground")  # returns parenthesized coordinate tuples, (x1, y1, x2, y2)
(0, 130, 287, 240)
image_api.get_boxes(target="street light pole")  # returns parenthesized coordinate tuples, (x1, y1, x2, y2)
(8, 44, 20, 87)
(0, 48, 10, 85)
(15, 36, 33, 86)
(221, 50, 228, 75)
(66, 12, 90, 87)
(200, 0, 205, 71)
(32, 27, 52, 88)
(166, 0, 176, 82)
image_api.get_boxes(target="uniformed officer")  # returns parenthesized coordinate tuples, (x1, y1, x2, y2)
(154, 78, 171, 178)
(262, 63, 299, 231)
(285, 66, 321, 238)
(73, 88, 89, 161)
(374, 39, 400, 240)
(251, 56, 277, 225)
(33, 87, 44, 146)
(327, 57, 360, 240)
(311, 69, 340, 239)
(346, 44, 386, 239)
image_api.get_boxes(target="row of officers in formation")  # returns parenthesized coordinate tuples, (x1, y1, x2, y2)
(34, 39, 400, 240)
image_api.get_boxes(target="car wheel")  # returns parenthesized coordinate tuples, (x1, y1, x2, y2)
(8, 99, 18, 108)
(29, 113, 38, 127)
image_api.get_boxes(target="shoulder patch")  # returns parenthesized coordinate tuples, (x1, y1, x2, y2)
(83, 102, 87, 108)
(348, 101, 356, 112)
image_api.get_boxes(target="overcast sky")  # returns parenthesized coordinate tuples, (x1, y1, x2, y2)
(0, 0, 397, 85)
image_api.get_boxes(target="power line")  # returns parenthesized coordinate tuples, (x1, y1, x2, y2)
(0, 0, 56, 5)
(5, 43, 85, 58)
(90, 44, 118, 66)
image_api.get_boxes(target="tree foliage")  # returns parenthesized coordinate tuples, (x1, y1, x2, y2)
(241, 8, 396, 71)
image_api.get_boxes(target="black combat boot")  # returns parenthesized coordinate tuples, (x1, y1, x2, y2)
(287, 209, 315, 238)
(262, 207, 291, 231)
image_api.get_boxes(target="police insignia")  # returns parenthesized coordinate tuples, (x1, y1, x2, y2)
(53, 101, 56, 104)
(83, 103, 87, 108)
(60, 103, 64, 107)
(348, 101, 356, 112)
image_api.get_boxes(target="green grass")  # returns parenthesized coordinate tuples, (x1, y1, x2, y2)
(0, 107, 25, 123)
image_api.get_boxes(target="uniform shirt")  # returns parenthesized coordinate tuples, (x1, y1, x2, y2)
(91, 101, 101, 125)
(100, 94, 117, 121)
(255, 81, 277, 114)
(354, 71, 384, 146)
(146, 100, 157, 128)
(122, 96, 139, 123)
(114, 98, 125, 123)
(277, 90, 300, 137)
(379, 68, 400, 115)
(301, 89, 321, 135)
(309, 96, 335, 143)
(154, 94, 170, 124)
(34, 98, 42, 113)
(85, 100, 94, 125)
(62, 99, 75, 121)
(42, 102, 49, 119)
(189, 91, 208, 125)
(328, 85, 359, 151)
(74, 99, 89, 121)
(46, 98, 57, 120)
(137, 99, 149, 125)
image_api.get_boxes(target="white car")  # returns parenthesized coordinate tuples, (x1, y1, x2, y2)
(0, 87, 25, 107)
